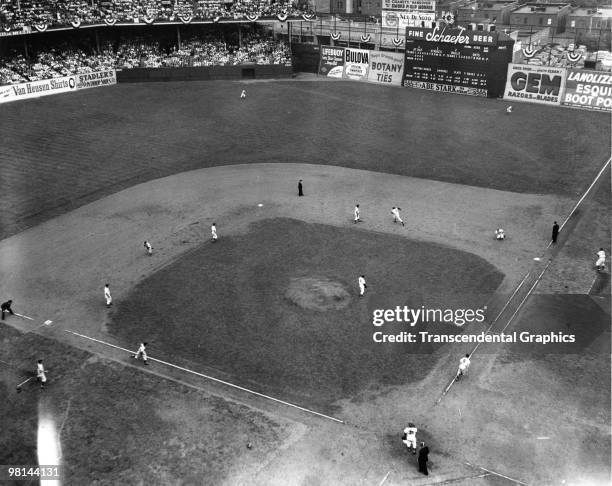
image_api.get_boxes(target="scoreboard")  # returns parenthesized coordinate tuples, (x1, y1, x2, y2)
(403, 26, 510, 97)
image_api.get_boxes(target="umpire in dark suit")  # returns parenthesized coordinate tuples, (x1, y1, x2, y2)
(418, 442, 429, 475)
(1, 300, 14, 320)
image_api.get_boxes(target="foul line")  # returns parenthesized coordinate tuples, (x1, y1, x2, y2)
(498, 259, 552, 335)
(437, 271, 530, 402)
(466, 463, 529, 485)
(546, 157, 611, 249)
(15, 313, 34, 321)
(378, 471, 390, 486)
(65, 330, 345, 424)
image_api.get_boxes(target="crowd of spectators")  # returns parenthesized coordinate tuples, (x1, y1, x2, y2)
(0, 33, 291, 84)
(0, 0, 312, 32)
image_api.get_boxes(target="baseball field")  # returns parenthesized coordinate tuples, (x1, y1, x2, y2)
(0, 76, 610, 485)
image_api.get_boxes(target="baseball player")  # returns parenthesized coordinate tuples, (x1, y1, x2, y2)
(104, 284, 112, 308)
(1, 300, 14, 320)
(211, 223, 218, 242)
(495, 228, 505, 240)
(595, 248, 606, 271)
(354, 204, 361, 224)
(358, 275, 367, 296)
(37, 359, 47, 389)
(456, 354, 471, 380)
(144, 241, 153, 256)
(132, 342, 148, 365)
(506, 106, 512, 114)
(240, 89, 246, 99)
(391, 207, 405, 226)
(402, 423, 418, 454)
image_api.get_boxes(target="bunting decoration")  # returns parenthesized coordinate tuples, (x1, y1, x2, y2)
(330, 31, 341, 40)
(566, 50, 582, 63)
(34, 23, 48, 32)
(301, 13, 315, 21)
(360, 33, 371, 43)
(392, 37, 403, 47)
(246, 13, 259, 22)
(104, 17, 117, 26)
(71, 18, 81, 28)
(178, 14, 192, 24)
(277, 12, 288, 22)
(522, 45, 537, 58)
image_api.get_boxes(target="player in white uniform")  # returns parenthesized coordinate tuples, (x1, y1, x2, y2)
(358, 275, 367, 296)
(144, 241, 153, 256)
(495, 228, 505, 240)
(456, 354, 471, 380)
(354, 205, 361, 224)
(402, 423, 418, 454)
(211, 223, 218, 242)
(391, 207, 404, 226)
(596, 248, 606, 270)
(37, 359, 47, 389)
(132, 342, 148, 365)
(104, 284, 112, 307)
(240, 90, 246, 99)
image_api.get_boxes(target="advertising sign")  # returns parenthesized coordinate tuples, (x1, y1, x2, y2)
(367, 51, 405, 86)
(562, 69, 612, 111)
(342, 48, 371, 81)
(503, 64, 566, 105)
(382, 11, 436, 29)
(318, 46, 345, 78)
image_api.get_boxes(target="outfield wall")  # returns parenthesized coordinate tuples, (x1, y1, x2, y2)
(116, 65, 293, 82)
(0, 69, 116, 104)
(503, 63, 612, 111)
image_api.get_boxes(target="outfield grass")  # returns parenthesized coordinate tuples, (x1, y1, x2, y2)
(108, 218, 503, 413)
(0, 79, 608, 240)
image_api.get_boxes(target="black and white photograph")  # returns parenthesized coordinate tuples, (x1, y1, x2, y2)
(0, 1, 610, 484)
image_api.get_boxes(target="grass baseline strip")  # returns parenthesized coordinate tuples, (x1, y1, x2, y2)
(65, 330, 345, 424)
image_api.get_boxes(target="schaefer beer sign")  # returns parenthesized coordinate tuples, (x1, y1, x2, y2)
(504, 64, 566, 106)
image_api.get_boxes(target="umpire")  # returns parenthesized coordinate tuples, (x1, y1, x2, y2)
(1, 300, 14, 320)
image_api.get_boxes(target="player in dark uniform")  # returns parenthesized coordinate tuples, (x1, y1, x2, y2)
(1, 300, 14, 320)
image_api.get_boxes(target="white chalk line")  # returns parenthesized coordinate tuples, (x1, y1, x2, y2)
(15, 313, 34, 321)
(546, 156, 611, 250)
(498, 259, 552, 336)
(65, 330, 344, 424)
(466, 462, 529, 485)
(378, 471, 390, 486)
(437, 272, 531, 401)
(587, 274, 600, 294)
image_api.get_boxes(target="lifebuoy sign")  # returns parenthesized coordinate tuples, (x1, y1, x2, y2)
(503, 64, 566, 106)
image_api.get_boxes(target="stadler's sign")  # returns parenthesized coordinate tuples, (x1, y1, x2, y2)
(405, 26, 498, 46)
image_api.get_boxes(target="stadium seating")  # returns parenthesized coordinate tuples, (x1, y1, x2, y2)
(0, 33, 291, 84)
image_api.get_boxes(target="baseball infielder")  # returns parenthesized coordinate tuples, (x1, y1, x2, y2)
(240, 90, 246, 99)
(132, 342, 148, 365)
(358, 275, 367, 296)
(456, 354, 471, 380)
(391, 207, 404, 226)
(37, 359, 47, 389)
(104, 284, 112, 307)
(495, 228, 505, 240)
(596, 248, 606, 271)
(211, 223, 218, 242)
(144, 241, 153, 256)
(402, 423, 418, 454)
(354, 205, 361, 224)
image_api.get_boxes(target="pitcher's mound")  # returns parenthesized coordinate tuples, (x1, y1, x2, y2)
(286, 277, 351, 311)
